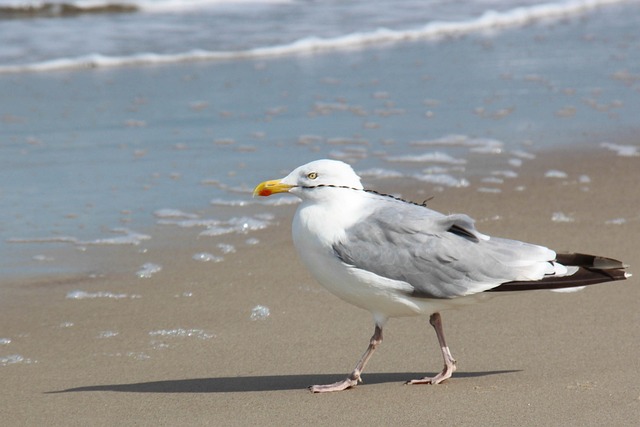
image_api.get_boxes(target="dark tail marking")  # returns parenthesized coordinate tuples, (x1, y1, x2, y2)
(487, 253, 629, 293)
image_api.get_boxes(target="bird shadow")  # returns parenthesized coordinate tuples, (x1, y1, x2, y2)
(46, 370, 519, 394)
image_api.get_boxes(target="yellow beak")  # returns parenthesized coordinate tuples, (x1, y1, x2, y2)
(253, 179, 294, 197)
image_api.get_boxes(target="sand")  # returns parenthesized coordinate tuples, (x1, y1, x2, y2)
(1, 148, 638, 426)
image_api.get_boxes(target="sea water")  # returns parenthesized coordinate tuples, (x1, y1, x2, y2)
(1, 0, 639, 278)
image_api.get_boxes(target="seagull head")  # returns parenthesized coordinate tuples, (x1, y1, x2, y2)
(253, 159, 363, 199)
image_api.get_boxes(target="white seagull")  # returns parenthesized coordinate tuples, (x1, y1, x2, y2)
(253, 159, 629, 393)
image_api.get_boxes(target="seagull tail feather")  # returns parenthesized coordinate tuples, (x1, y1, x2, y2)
(486, 253, 629, 293)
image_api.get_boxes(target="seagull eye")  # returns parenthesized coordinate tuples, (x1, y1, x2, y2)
(307, 172, 318, 180)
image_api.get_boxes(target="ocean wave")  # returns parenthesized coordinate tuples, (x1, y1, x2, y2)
(0, 0, 631, 73)
(7, 227, 151, 246)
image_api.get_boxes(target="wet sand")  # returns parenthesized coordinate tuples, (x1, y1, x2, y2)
(2, 148, 638, 426)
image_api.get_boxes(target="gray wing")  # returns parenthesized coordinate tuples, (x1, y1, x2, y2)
(333, 203, 555, 299)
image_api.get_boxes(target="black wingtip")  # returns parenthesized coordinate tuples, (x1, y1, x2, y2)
(487, 252, 629, 293)
(555, 253, 626, 270)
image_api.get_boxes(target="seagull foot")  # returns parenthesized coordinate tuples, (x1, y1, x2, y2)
(405, 363, 456, 385)
(405, 377, 441, 385)
(309, 377, 359, 393)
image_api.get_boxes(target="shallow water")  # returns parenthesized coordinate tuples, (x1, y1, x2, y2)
(1, 3, 639, 278)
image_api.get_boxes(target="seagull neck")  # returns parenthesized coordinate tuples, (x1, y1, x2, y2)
(298, 185, 365, 208)
(295, 186, 370, 238)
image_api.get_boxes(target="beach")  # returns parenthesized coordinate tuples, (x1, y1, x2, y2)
(2, 2, 640, 425)
(1, 149, 639, 425)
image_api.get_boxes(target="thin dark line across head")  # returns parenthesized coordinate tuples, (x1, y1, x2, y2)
(300, 184, 431, 208)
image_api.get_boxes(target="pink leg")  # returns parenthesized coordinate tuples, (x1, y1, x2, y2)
(309, 325, 383, 393)
(406, 312, 457, 385)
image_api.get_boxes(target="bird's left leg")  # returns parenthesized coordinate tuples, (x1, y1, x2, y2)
(309, 324, 383, 393)
(406, 312, 457, 385)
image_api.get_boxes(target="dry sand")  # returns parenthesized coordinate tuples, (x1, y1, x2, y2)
(1, 149, 639, 426)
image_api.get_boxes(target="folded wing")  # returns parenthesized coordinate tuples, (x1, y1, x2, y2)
(332, 202, 627, 299)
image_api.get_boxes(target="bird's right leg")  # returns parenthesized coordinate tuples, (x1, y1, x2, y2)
(309, 324, 383, 393)
(406, 312, 457, 385)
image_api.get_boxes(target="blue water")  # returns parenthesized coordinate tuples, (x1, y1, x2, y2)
(1, 0, 639, 277)
(0, 0, 636, 71)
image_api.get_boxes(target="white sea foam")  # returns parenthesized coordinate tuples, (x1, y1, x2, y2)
(579, 175, 591, 184)
(66, 290, 141, 299)
(605, 217, 627, 225)
(209, 198, 252, 207)
(511, 150, 537, 159)
(153, 208, 199, 219)
(209, 196, 299, 206)
(0, 0, 628, 74)
(491, 170, 519, 179)
(411, 135, 504, 155)
(197, 226, 236, 237)
(357, 168, 404, 179)
(1, 354, 35, 366)
(198, 215, 271, 237)
(8, 228, 151, 246)
(551, 212, 575, 223)
(250, 305, 270, 321)
(149, 328, 215, 339)
(0, 338, 11, 345)
(422, 166, 457, 174)
(255, 212, 275, 221)
(217, 243, 236, 254)
(481, 177, 505, 184)
(412, 173, 470, 188)
(477, 187, 502, 193)
(329, 147, 368, 161)
(97, 331, 119, 339)
(192, 252, 224, 262)
(136, 262, 162, 278)
(388, 151, 467, 165)
(102, 351, 151, 360)
(261, 196, 300, 206)
(157, 218, 222, 228)
(508, 158, 523, 167)
(545, 169, 569, 178)
(89, 228, 152, 245)
(175, 292, 193, 298)
(469, 140, 504, 155)
(410, 134, 466, 146)
(601, 142, 640, 157)
(228, 216, 271, 232)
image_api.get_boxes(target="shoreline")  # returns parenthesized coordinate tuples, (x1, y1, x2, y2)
(2, 148, 638, 425)
(3, 4, 640, 281)
(2, 142, 636, 286)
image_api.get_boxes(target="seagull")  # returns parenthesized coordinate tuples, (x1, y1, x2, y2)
(253, 159, 629, 393)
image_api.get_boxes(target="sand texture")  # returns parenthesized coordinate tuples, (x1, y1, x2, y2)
(1, 149, 638, 426)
